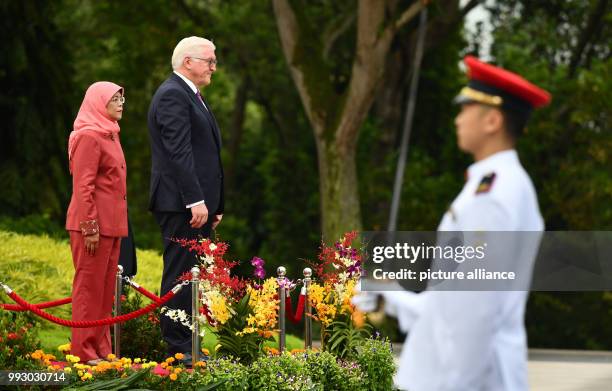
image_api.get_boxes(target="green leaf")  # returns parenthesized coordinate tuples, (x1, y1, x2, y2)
(196, 379, 228, 390)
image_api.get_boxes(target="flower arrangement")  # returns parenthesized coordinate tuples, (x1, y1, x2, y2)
(307, 231, 369, 357)
(164, 238, 279, 363)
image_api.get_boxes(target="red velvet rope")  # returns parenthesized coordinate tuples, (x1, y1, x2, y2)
(6, 286, 180, 328)
(285, 293, 305, 324)
(1, 297, 72, 312)
(130, 284, 162, 303)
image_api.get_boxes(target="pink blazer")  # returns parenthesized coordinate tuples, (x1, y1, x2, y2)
(66, 130, 128, 237)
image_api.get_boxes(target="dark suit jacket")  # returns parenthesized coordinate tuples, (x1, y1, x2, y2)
(147, 73, 224, 215)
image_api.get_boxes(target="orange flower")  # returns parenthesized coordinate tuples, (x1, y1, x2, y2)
(195, 360, 207, 368)
(264, 346, 280, 355)
(352, 309, 365, 328)
(174, 353, 184, 360)
(169, 373, 178, 381)
(31, 350, 43, 360)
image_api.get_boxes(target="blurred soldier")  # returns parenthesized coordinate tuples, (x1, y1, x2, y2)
(394, 56, 551, 390)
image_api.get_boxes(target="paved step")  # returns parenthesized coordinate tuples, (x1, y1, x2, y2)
(528, 349, 612, 391)
(391, 345, 612, 390)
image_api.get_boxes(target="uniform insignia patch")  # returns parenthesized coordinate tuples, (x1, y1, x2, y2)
(476, 172, 496, 194)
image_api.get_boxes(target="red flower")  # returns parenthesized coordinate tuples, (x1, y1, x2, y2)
(7, 333, 19, 340)
(147, 313, 159, 325)
(152, 364, 170, 377)
(342, 231, 359, 247)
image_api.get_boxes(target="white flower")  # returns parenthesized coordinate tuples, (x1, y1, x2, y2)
(209, 243, 217, 251)
(178, 312, 188, 323)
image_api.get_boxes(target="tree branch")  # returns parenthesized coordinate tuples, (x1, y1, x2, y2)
(272, 0, 322, 134)
(568, 0, 608, 78)
(394, 0, 428, 31)
(323, 11, 356, 60)
(377, 0, 429, 57)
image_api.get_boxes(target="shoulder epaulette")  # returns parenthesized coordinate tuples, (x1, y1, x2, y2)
(475, 172, 496, 194)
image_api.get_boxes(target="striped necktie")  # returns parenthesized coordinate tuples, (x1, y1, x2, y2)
(195, 90, 208, 111)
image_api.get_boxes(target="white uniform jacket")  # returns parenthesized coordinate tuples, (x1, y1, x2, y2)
(396, 149, 544, 391)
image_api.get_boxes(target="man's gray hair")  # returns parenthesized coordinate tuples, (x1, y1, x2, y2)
(171, 36, 215, 70)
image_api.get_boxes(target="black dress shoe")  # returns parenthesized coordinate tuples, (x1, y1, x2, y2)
(178, 352, 193, 367)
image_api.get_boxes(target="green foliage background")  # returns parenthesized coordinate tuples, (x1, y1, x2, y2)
(0, 0, 610, 349)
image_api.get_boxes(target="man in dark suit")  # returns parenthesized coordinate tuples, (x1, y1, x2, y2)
(147, 36, 224, 359)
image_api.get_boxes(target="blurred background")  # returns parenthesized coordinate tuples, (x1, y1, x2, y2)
(0, 0, 610, 350)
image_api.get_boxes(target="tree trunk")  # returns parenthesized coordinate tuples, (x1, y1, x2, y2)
(316, 138, 363, 242)
(273, 0, 427, 242)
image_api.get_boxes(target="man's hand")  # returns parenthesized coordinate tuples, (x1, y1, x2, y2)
(190, 203, 209, 228)
(84, 233, 100, 256)
(212, 214, 223, 230)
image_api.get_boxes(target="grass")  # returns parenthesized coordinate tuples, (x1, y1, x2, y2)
(1, 230, 304, 356)
(40, 327, 71, 352)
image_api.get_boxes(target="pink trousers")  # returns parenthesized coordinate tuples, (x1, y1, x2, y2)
(69, 231, 120, 362)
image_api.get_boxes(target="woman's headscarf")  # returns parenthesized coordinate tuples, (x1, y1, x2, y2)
(68, 81, 123, 162)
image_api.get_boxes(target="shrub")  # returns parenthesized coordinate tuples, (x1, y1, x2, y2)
(0, 311, 41, 369)
(0, 230, 163, 313)
(203, 357, 250, 390)
(24, 341, 395, 390)
(304, 350, 363, 391)
(247, 352, 313, 390)
(354, 336, 396, 391)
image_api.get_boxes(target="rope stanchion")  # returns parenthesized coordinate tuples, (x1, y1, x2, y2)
(285, 290, 305, 324)
(114, 265, 123, 358)
(1, 282, 185, 328)
(125, 278, 162, 303)
(191, 267, 201, 363)
(303, 268, 313, 349)
(277, 266, 287, 352)
(1, 297, 72, 312)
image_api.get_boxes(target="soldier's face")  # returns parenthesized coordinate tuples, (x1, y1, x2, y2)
(454, 103, 490, 155)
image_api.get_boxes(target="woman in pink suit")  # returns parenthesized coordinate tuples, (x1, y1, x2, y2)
(66, 81, 128, 365)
